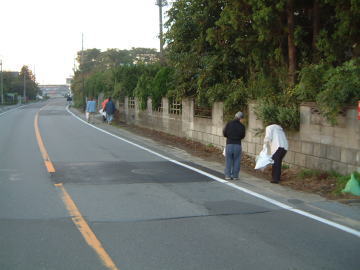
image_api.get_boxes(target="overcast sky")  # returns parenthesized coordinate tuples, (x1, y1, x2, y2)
(0, 0, 170, 85)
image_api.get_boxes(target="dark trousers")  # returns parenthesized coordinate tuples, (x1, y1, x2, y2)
(271, 147, 287, 182)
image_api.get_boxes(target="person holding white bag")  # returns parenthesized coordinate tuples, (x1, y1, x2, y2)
(263, 123, 288, 184)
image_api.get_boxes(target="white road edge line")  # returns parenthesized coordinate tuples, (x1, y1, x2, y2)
(66, 106, 360, 238)
(0, 104, 28, 117)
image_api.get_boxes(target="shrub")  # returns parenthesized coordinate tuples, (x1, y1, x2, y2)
(295, 59, 360, 125)
(316, 59, 360, 125)
(152, 67, 175, 109)
(223, 79, 249, 119)
(134, 74, 152, 110)
(294, 63, 329, 102)
(255, 99, 300, 130)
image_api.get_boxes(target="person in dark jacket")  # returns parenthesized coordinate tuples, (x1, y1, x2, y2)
(104, 97, 116, 124)
(223, 111, 246, 180)
(66, 95, 72, 106)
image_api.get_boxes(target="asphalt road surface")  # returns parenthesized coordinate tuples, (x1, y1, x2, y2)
(0, 99, 359, 270)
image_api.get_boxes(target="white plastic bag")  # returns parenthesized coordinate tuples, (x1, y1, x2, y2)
(255, 146, 274, 170)
(99, 109, 106, 117)
(222, 147, 226, 157)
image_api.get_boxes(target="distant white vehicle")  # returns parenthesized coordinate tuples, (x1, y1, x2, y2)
(36, 95, 44, 100)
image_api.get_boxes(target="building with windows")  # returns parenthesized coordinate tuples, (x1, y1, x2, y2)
(39, 85, 69, 98)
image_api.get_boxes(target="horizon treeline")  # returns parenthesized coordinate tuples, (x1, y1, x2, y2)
(1, 65, 39, 103)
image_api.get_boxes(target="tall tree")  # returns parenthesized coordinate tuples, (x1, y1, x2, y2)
(287, 0, 296, 85)
(312, 0, 320, 52)
(77, 48, 101, 74)
(15, 66, 39, 99)
(99, 49, 133, 69)
(165, 0, 225, 98)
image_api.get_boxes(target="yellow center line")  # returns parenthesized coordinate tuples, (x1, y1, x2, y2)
(34, 106, 119, 270)
(55, 183, 119, 270)
(34, 110, 55, 173)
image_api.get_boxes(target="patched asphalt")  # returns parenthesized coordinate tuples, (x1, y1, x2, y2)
(51, 160, 212, 184)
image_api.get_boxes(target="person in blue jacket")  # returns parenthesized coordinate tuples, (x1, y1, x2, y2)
(105, 97, 116, 124)
(85, 97, 97, 123)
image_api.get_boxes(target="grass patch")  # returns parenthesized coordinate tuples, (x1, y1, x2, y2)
(298, 169, 323, 179)
(332, 174, 350, 195)
(297, 169, 360, 196)
(282, 164, 290, 169)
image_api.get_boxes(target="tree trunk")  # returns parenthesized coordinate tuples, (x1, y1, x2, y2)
(287, 0, 296, 86)
(312, 0, 320, 61)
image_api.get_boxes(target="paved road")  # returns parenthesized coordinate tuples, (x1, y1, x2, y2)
(0, 99, 359, 270)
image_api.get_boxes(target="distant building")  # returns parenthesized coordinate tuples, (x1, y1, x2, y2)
(133, 53, 159, 64)
(39, 85, 69, 98)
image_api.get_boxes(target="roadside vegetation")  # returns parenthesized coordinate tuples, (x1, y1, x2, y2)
(72, 0, 359, 128)
(295, 169, 360, 197)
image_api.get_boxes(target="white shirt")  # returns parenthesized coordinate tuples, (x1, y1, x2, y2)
(264, 124, 288, 155)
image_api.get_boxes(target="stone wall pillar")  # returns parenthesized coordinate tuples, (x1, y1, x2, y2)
(124, 96, 129, 115)
(247, 101, 264, 131)
(212, 102, 224, 145)
(124, 96, 133, 123)
(162, 97, 169, 130)
(244, 102, 264, 155)
(182, 98, 194, 138)
(135, 97, 140, 122)
(147, 97, 153, 114)
(162, 97, 169, 117)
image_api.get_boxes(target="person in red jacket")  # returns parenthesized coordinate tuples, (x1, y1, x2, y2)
(101, 98, 109, 122)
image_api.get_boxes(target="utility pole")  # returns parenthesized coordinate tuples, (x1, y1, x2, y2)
(81, 33, 85, 102)
(0, 60, 3, 105)
(23, 70, 26, 104)
(155, 0, 168, 58)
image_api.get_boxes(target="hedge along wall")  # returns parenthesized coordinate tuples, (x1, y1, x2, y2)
(114, 96, 359, 175)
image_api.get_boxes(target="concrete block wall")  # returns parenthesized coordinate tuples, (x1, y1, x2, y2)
(117, 96, 359, 175)
(245, 102, 360, 174)
(119, 97, 225, 149)
(191, 101, 224, 148)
